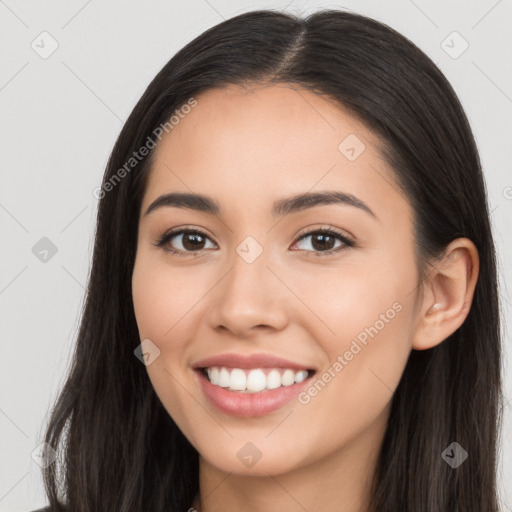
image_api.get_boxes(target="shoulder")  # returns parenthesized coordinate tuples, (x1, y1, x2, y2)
(31, 507, 50, 512)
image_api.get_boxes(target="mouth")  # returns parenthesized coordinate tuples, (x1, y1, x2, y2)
(193, 361, 317, 417)
(198, 366, 316, 393)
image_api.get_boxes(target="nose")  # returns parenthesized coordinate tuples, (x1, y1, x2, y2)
(207, 248, 289, 339)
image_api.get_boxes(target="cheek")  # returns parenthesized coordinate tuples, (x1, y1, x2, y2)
(131, 252, 210, 341)
(287, 256, 415, 354)
(288, 248, 416, 421)
(291, 297, 413, 462)
(131, 255, 207, 444)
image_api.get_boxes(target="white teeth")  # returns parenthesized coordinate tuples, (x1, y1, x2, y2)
(218, 367, 230, 387)
(203, 366, 311, 392)
(266, 369, 282, 390)
(208, 367, 219, 385)
(230, 369, 247, 391)
(294, 370, 308, 383)
(246, 369, 267, 392)
(281, 369, 295, 386)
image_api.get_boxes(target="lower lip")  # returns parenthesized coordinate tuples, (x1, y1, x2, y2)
(195, 369, 314, 417)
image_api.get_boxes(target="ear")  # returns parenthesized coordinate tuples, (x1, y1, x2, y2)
(412, 238, 479, 351)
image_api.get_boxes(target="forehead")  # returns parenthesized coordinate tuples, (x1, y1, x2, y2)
(141, 83, 408, 223)
(153, 82, 381, 165)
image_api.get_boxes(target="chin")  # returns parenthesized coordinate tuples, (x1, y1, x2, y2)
(194, 436, 313, 478)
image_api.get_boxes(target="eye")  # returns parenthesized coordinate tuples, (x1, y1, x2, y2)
(155, 227, 217, 257)
(155, 225, 354, 257)
(291, 227, 354, 256)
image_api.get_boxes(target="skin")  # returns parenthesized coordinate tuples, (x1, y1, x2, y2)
(131, 83, 479, 512)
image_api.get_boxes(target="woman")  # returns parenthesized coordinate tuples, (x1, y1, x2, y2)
(34, 8, 504, 512)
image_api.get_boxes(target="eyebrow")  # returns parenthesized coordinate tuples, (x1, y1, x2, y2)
(144, 191, 377, 219)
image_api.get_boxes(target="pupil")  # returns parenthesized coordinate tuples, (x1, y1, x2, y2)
(313, 234, 334, 251)
(183, 233, 205, 250)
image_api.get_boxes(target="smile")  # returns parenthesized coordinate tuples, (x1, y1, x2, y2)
(202, 366, 311, 392)
(194, 368, 317, 417)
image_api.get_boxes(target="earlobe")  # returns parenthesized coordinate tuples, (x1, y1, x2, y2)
(411, 238, 479, 351)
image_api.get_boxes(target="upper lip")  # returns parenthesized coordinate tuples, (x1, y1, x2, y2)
(193, 353, 315, 371)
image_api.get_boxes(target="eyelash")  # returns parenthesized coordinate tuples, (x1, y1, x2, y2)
(154, 225, 355, 258)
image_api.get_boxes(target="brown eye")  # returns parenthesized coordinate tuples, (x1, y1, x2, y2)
(307, 232, 336, 251)
(156, 226, 354, 258)
(292, 229, 354, 255)
(156, 229, 216, 256)
(180, 232, 207, 250)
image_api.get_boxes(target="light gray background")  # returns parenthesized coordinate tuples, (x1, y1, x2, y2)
(0, 1, 511, 511)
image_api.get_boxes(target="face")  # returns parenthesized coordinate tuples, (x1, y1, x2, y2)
(131, 83, 420, 477)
